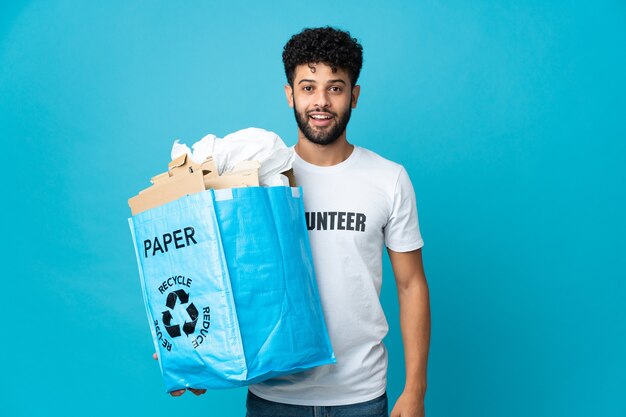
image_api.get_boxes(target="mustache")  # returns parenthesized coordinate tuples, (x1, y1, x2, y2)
(306, 110, 337, 117)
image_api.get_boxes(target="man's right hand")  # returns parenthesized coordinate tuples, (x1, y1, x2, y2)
(152, 352, 207, 397)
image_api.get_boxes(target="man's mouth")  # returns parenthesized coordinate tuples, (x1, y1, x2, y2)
(308, 112, 334, 127)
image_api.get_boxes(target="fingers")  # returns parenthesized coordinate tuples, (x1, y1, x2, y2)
(188, 388, 207, 396)
(154, 352, 204, 397)
(169, 388, 206, 397)
(154, 353, 204, 397)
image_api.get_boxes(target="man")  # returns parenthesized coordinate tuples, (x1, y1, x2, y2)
(246, 27, 431, 417)
(163, 27, 430, 417)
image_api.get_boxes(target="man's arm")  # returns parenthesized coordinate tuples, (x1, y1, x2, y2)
(388, 248, 430, 417)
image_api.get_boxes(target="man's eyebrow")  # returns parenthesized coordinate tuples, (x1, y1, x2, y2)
(297, 79, 347, 85)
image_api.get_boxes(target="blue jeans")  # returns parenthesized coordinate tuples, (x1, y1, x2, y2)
(245, 390, 389, 417)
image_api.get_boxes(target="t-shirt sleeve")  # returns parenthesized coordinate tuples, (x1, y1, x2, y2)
(384, 166, 424, 252)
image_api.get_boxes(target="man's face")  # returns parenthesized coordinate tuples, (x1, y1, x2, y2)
(285, 63, 360, 145)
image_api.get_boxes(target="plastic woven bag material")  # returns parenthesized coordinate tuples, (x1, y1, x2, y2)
(129, 192, 247, 391)
(129, 187, 335, 392)
(213, 186, 335, 383)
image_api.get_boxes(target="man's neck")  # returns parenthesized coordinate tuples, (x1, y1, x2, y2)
(295, 134, 354, 167)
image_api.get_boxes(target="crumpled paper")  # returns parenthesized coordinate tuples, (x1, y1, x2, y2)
(171, 128, 294, 186)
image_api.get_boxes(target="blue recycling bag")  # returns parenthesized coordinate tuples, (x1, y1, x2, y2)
(129, 186, 335, 391)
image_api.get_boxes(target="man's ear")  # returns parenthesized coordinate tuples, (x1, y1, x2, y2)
(284, 84, 294, 108)
(351, 85, 361, 109)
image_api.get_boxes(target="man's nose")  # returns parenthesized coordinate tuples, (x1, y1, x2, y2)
(314, 90, 331, 108)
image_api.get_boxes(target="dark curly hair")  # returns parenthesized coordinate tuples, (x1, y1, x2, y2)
(282, 27, 363, 88)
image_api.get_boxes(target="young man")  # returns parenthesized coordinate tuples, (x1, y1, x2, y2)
(162, 26, 430, 417)
(246, 27, 431, 417)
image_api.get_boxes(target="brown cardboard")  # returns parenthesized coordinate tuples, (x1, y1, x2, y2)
(283, 169, 296, 187)
(167, 154, 220, 179)
(128, 166, 206, 215)
(129, 154, 268, 215)
(205, 161, 260, 190)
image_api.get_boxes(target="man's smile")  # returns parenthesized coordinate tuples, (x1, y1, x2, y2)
(308, 111, 335, 127)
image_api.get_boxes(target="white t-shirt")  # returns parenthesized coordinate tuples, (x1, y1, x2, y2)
(249, 145, 424, 406)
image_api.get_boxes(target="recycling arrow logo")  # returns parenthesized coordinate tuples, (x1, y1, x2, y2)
(161, 289, 199, 338)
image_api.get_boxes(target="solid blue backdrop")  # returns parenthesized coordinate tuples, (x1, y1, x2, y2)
(1, 1, 624, 416)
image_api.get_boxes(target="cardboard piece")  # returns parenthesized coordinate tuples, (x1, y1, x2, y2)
(129, 154, 296, 216)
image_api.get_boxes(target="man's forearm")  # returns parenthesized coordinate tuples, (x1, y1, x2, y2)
(397, 275, 431, 395)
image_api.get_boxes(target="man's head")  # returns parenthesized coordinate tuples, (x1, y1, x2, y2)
(282, 27, 363, 88)
(282, 27, 363, 146)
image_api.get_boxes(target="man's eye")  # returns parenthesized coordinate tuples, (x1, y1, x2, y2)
(303, 86, 313, 92)
(329, 86, 342, 92)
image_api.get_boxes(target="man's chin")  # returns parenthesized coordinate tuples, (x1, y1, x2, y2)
(303, 131, 343, 146)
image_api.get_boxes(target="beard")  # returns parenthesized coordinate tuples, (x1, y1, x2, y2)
(293, 101, 352, 146)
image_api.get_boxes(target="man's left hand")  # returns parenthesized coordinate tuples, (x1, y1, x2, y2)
(390, 391, 425, 417)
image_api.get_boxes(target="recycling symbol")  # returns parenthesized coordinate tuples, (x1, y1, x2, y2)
(161, 289, 199, 338)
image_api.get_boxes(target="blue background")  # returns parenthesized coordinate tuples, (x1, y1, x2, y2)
(1, 1, 624, 416)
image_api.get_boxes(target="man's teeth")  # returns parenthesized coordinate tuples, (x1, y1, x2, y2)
(311, 115, 332, 119)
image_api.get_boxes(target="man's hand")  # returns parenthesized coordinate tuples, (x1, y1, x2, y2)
(390, 390, 425, 417)
(152, 352, 207, 397)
